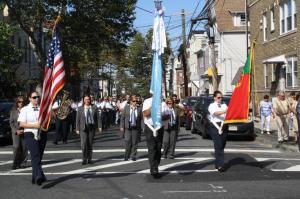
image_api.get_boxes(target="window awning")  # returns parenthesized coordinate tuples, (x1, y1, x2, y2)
(263, 55, 286, 64)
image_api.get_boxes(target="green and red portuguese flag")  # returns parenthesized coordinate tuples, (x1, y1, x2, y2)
(224, 45, 254, 124)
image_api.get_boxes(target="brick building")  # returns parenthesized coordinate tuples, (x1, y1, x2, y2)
(249, 0, 299, 101)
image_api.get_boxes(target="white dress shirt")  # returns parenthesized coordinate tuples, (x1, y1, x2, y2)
(18, 103, 40, 140)
(142, 98, 168, 127)
(208, 102, 227, 123)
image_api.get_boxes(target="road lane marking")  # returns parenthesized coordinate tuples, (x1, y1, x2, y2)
(9, 159, 82, 173)
(272, 165, 300, 172)
(0, 148, 281, 155)
(0, 161, 13, 166)
(137, 158, 212, 174)
(0, 169, 218, 176)
(60, 158, 148, 175)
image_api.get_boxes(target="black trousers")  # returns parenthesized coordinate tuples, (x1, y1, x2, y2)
(144, 125, 164, 174)
(80, 124, 95, 162)
(102, 112, 109, 129)
(24, 131, 47, 181)
(55, 116, 70, 142)
(207, 123, 228, 168)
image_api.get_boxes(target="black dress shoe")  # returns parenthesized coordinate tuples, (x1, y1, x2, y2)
(36, 178, 43, 186)
(87, 160, 93, 164)
(11, 165, 18, 170)
(217, 167, 226, 172)
(53, 141, 58, 145)
(151, 172, 162, 179)
(63, 140, 68, 144)
(82, 161, 87, 165)
(131, 157, 136, 161)
(124, 157, 129, 161)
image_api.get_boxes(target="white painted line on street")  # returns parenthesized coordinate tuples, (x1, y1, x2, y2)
(162, 190, 212, 193)
(0, 161, 13, 166)
(255, 158, 300, 162)
(10, 159, 82, 173)
(0, 148, 281, 155)
(0, 169, 218, 176)
(272, 165, 300, 172)
(137, 158, 212, 174)
(61, 158, 148, 175)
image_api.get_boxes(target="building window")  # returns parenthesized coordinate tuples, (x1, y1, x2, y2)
(286, 57, 298, 87)
(270, 7, 275, 31)
(263, 13, 267, 41)
(233, 13, 246, 26)
(280, 0, 297, 34)
(271, 64, 276, 81)
(264, 64, 269, 88)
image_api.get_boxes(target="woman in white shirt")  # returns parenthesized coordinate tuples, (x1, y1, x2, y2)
(18, 91, 46, 185)
(208, 90, 228, 172)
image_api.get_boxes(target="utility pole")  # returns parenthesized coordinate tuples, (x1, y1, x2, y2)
(207, 24, 218, 91)
(245, 0, 249, 55)
(181, 9, 189, 97)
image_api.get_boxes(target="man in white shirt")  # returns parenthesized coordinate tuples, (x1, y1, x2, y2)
(208, 90, 228, 172)
(142, 96, 169, 178)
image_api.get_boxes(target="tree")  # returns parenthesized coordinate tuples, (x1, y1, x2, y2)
(0, 21, 21, 98)
(117, 29, 171, 98)
(4, 0, 137, 79)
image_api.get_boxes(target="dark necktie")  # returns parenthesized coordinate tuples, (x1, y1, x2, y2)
(87, 108, 93, 124)
(131, 108, 136, 126)
(170, 109, 175, 125)
(33, 107, 38, 111)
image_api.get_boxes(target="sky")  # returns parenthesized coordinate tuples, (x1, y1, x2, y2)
(134, 0, 205, 50)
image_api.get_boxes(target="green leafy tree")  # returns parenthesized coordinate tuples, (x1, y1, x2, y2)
(117, 29, 171, 98)
(0, 21, 21, 98)
(4, 0, 137, 78)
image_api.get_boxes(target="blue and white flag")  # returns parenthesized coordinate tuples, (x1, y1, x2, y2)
(149, 3, 167, 137)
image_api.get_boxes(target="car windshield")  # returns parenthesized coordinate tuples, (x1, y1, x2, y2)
(187, 98, 199, 106)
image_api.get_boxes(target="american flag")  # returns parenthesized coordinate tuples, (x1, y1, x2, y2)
(39, 26, 65, 131)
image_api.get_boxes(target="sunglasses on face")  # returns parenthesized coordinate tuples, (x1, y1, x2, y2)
(31, 96, 40, 99)
(216, 97, 222, 99)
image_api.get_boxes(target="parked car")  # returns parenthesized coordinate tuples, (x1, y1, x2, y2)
(191, 95, 254, 140)
(0, 101, 14, 140)
(182, 96, 201, 130)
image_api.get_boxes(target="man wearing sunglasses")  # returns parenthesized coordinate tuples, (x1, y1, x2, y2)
(208, 90, 228, 172)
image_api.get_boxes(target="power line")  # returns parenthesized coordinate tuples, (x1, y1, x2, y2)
(135, 6, 153, 14)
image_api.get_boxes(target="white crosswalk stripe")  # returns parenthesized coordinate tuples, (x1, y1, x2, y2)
(0, 148, 281, 155)
(1, 156, 300, 175)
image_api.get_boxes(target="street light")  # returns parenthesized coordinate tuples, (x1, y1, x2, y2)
(154, 0, 162, 10)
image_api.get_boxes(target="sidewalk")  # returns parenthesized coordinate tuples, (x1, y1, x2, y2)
(253, 117, 299, 153)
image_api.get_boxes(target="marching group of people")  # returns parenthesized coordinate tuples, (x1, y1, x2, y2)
(259, 91, 300, 151)
(14, 89, 300, 186)
(9, 90, 195, 185)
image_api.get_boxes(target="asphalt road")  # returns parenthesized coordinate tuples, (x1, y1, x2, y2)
(0, 126, 300, 199)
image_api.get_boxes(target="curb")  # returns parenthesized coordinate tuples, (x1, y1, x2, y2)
(254, 127, 299, 153)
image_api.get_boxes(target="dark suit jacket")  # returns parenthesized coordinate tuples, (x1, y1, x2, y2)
(120, 104, 142, 131)
(10, 108, 20, 134)
(76, 105, 101, 132)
